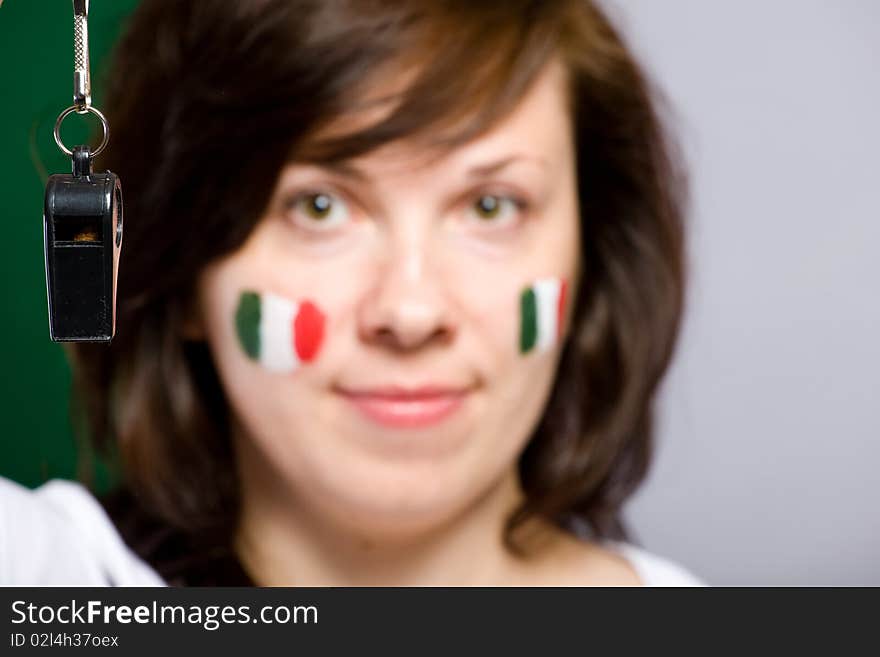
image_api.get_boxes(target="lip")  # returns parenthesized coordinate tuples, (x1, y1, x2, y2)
(335, 384, 472, 429)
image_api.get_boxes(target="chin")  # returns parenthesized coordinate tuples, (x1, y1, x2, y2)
(297, 457, 483, 543)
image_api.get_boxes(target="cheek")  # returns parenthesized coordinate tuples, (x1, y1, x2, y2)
(462, 274, 571, 369)
(233, 289, 327, 372)
(519, 276, 569, 355)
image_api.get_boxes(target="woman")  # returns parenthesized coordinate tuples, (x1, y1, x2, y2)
(1, 0, 702, 585)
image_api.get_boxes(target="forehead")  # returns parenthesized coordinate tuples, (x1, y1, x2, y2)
(306, 57, 572, 178)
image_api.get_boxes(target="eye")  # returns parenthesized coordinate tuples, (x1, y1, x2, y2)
(466, 194, 524, 227)
(286, 191, 351, 231)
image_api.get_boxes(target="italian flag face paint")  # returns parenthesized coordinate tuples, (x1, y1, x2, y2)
(519, 277, 568, 354)
(235, 290, 325, 372)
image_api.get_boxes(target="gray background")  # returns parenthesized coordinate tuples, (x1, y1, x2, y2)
(607, 0, 880, 584)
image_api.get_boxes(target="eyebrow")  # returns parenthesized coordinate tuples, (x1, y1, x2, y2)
(305, 154, 549, 182)
(465, 154, 550, 179)
(318, 160, 369, 181)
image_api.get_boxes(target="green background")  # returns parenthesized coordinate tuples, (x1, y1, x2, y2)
(0, 0, 138, 489)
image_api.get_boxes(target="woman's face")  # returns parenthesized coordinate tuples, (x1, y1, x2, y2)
(196, 58, 580, 538)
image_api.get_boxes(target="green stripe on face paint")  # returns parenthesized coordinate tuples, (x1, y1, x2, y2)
(520, 286, 538, 353)
(235, 291, 261, 360)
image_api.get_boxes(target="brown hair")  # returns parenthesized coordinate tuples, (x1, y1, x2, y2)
(69, 0, 686, 581)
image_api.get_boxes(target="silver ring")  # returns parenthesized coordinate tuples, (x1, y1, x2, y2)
(53, 104, 110, 157)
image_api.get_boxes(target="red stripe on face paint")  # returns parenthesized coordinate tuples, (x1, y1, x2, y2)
(293, 300, 325, 362)
(556, 278, 567, 340)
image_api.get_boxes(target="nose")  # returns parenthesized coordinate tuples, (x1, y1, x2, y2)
(357, 228, 455, 353)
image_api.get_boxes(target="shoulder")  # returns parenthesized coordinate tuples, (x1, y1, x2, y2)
(522, 524, 705, 586)
(599, 539, 707, 587)
(0, 476, 166, 586)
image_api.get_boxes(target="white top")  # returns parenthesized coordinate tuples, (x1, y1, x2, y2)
(0, 477, 705, 586)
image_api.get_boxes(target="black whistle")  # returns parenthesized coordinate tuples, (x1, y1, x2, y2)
(43, 146, 123, 342)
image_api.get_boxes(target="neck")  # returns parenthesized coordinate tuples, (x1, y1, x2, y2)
(232, 438, 551, 586)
